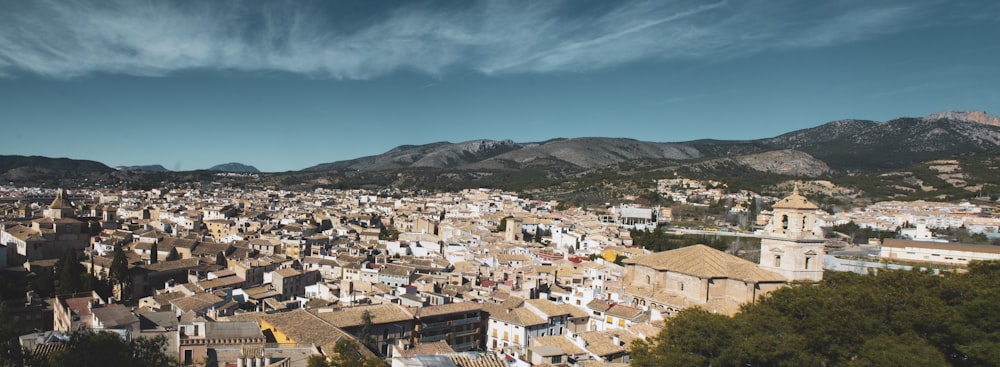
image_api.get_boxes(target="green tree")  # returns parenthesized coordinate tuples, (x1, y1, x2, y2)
(46, 330, 178, 367)
(56, 249, 86, 295)
(109, 245, 130, 301)
(0, 301, 29, 367)
(630, 262, 1000, 367)
(359, 311, 375, 350)
(494, 216, 512, 233)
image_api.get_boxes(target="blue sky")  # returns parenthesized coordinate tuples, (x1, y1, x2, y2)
(1, 0, 998, 172)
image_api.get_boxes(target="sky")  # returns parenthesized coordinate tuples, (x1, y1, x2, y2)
(1, 0, 999, 172)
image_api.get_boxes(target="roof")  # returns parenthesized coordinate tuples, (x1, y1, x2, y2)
(525, 299, 571, 317)
(49, 189, 72, 209)
(399, 340, 456, 357)
(91, 304, 139, 329)
(229, 309, 375, 358)
(138, 258, 202, 273)
(170, 292, 224, 312)
(483, 304, 546, 327)
(622, 244, 785, 283)
(531, 335, 586, 355)
(205, 321, 264, 339)
(578, 330, 636, 357)
(309, 304, 414, 328)
(604, 304, 644, 320)
(415, 301, 483, 318)
(771, 187, 819, 210)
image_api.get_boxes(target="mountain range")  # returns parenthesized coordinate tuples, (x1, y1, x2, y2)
(303, 110, 1000, 174)
(2, 111, 999, 188)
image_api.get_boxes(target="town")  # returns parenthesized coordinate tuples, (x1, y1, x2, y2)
(2, 177, 998, 367)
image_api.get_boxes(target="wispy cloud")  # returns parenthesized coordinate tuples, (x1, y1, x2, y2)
(0, 0, 978, 79)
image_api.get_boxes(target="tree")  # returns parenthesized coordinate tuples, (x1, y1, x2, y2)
(46, 330, 178, 367)
(630, 263, 1000, 367)
(359, 311, 375, 350)
(109, 245, 130, 302)
(494, 216, 512, 233)
(308, 339, 385, 367)
(149, 242, 158, 264)
(56, 249, 86, 295)
(0, 301, 29, 367)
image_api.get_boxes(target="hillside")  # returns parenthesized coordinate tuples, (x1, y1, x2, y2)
(304, 111, 1000, 174)
(207, 162, 260, 173)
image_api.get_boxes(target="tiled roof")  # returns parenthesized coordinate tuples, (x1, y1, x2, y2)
(530, 335, 586, 355)
(246, 309, 377, 358)
(525, 299, 571, 317)
(622, 244, 785, 283)
(604, 304, 643, 320)
(309, 304, 414, 328)
(415, 301, 483, 318)
(771, 187, 819, 210)
(578, 330, 636, 357)
(170, 292, 223, 312)
(483, 304, 546, 327)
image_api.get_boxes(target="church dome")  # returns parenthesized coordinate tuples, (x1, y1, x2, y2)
(771, 186, 819, 210)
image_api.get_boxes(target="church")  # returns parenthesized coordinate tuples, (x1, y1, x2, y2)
(1, 188, 93, 265)
(622, 188, 826, 316)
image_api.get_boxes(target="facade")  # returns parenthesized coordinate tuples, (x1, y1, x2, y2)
(880, 239, 1000, 265)
(413, 302, 485, 352)
(623, 244, 787, 316)
(757, 187, 826, 282)
(1, 189, 92, 264)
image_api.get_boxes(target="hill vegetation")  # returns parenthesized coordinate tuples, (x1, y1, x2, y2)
(630, 262, 1000, 367)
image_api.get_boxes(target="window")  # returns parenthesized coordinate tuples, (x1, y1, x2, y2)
(618, 319, 625, 327)
(782, 215, 788, 230)
(680, 283, 685, 291)
(492, 329, 497, 337)
(804, 257, 811, 269)
(514, 334, 519, 343)
(606, 316, 612, 324)
(774, 255, 781, 268)
(503, 331, 508, 341)
(552, 356, 562, 363)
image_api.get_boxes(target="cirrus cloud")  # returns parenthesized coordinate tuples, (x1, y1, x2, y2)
(0, 0, 987, 79)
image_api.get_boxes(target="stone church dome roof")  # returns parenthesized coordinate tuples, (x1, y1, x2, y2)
(771, 186, 819, 210)
(49, 188, 72, 209)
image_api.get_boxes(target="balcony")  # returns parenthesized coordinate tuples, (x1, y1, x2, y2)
(419, 321, 449, 330)
(451, 317, 480, 326)
(453, 328, 480, 338)
(419, 334, 447, 343)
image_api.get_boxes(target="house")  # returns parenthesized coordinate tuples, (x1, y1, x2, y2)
(413, 302, 485, 352)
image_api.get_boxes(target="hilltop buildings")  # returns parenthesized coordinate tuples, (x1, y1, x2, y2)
(4, 180, 996, 366)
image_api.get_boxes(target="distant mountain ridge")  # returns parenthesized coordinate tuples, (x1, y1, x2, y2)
(304, 110, 1000, 173)
(207, 162, 260, 173)
(116, 165, 170, 172)
(2, 110, 998, 181)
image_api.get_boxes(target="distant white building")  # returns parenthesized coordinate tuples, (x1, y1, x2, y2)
(880, 239, 1000, 265)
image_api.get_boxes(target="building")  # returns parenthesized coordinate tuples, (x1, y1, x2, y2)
(413, 302, 485, 352)
(622, 244, 787, 316)
(757, 187, 826, 282)
(1, 189, 92, 264)
(880, 239, 1000, 265)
